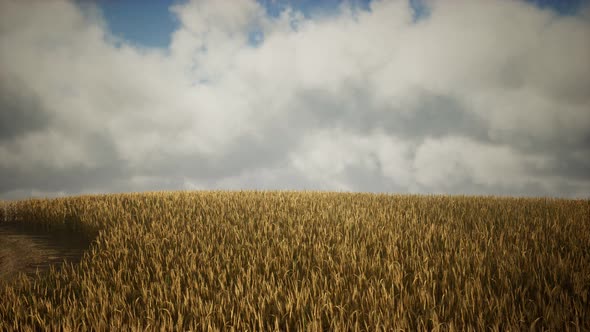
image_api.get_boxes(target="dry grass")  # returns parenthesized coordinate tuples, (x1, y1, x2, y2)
(0, 191, 588, 331)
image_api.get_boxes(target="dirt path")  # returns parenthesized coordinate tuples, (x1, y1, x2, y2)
(0, 222, 92, 282)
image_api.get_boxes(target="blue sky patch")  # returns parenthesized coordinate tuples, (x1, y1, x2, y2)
(97, 0, 184, 48)
(96, 0, 589, 49)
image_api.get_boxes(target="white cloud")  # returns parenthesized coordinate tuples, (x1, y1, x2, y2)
(413, 136, 551, 189)
(169, 0, 267, 80)
(1, 0, 589, 199)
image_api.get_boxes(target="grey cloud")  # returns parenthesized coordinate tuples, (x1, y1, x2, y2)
(208, 166, 320, 191)
(340, 162, 402, 194)
(296, 85, 490, 143)
(0, 75, 51, 141)
(415, 175, 559, 198)
(0, 131, 123, 196)
(530, 149, 590, 182)
(483, 127, 590, 186)
(0, 162, 126, 197)
(131, 117, 303, 181)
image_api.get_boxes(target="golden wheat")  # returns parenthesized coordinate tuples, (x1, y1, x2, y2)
(0, 191, 588, 331)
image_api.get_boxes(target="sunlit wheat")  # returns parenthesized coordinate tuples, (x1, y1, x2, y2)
(0, 191, 588, 330)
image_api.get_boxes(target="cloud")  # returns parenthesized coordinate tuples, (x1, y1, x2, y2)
(0, 0, 589, 199)
(0, 74, 51, 141)
(413, 136, 552, 189)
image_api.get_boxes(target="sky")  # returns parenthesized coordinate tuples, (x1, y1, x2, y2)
(0, 0, 589, 200)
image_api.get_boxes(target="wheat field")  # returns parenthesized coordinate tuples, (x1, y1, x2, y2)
(0, 191, 588, 331)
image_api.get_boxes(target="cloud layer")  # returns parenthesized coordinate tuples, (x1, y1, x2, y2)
(1, 0, 589, 199)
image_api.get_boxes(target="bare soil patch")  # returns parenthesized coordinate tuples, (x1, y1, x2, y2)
(0, 222, 92, 282)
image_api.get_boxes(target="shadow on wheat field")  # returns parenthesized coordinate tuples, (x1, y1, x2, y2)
(0, 221, 93, 283)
